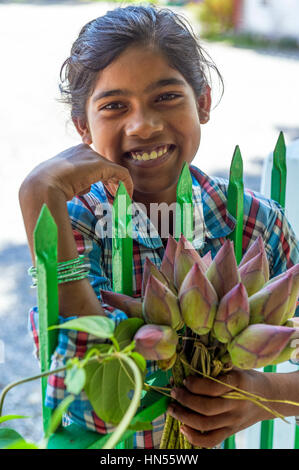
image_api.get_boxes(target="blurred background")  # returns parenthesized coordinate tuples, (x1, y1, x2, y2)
(0, 0, 299, 448)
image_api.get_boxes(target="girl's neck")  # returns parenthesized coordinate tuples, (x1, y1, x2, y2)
(133, 184, 177, 213)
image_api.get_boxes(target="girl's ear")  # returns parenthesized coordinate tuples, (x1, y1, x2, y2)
(72, 117, 92, 145)
(197, 85, 212, 124)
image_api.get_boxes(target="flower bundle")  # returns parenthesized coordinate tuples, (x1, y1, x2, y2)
(101, 234, 299, 448)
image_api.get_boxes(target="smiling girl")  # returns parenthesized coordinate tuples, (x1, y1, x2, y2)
(19, 5, 299, 449)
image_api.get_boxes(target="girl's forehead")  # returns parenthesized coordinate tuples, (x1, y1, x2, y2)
(91, 45, 188, 94)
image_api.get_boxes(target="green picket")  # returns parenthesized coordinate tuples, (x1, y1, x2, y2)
(223, 146, 244, 449)
(112, 182, 133, 296)
(175, 162, 194, 242)
(260, 132, 287, 449)
(34, 204, 59, 433)
(227, 145, 244, 265)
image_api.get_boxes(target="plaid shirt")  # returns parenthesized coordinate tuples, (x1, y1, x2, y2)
(28, 165, 299, 449)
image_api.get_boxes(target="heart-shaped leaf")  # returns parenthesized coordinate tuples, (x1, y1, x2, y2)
(0, 428, 24, 449)
(49, 316, 115, 339)
(130, 352, 147, 372)
(65, 365, 86, 395)
(114, 318, 144, 350)
(85, 357, 144, 425)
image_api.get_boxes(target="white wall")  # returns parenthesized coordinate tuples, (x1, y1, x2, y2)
(241, 0, 299, 41)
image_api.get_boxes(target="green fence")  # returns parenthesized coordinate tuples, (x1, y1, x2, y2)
(34, 131, 299, 449)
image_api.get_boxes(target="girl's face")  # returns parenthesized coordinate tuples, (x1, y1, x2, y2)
(76, 45, 211, 199)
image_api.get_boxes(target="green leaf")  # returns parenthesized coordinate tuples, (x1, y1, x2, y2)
(85, 357, 144, 425)
(49, 316, 115, 339)
(65, 365, 86, 395)
(0, 428, 24, 449)
(83, 359, 102, 398)
(114, 318, 144, 350)
(128, 420, 153, 431)
(130, 352, 147, 372)
(5, 439, 39, 449)
(0, 415, 29, 424)
(45, 395, 75, 438)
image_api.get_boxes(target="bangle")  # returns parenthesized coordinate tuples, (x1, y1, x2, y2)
(28, 255, 90, 288)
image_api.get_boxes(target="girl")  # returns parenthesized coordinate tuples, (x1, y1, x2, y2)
(19, 5, 299, 449)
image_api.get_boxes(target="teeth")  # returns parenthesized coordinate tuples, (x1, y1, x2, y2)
(130, 145, 171, 161)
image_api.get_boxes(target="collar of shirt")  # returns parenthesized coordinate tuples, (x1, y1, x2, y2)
(91, 165, 236, 251)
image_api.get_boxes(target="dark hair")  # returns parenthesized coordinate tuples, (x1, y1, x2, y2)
(59, 4, 223, 121)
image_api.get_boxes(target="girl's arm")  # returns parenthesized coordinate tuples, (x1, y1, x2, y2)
(19, 144, 133, 318)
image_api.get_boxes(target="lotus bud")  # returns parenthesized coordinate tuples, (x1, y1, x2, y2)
(157, 352, 177, 371)
(160, 235, 178, 285)
(101, 290, 143, 318)
(213, 283, 249, 343)
(202, 251, 213, 271)
(142, 257, 173, 297)
(265, 263, 299, 287)
(143, 275, 184, 330)
(239, 235, 265, 268)
(239, 252, 270, 296)
(266, 327, 299, 365)
(174, 234, 207, 290)
(249, 272, 293, 325)
(227, 324, 295, 369)
(206, 240, 240, 299)
(279, 265, 299, 323)
(178, 263, 218, 335)
(134, 324, 178, 361)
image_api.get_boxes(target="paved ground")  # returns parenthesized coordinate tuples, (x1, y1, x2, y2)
(0, 1, 299, 446)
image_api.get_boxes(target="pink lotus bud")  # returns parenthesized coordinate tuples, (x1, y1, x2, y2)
(213, 283, 250, 343)
(227, 324, 295, 369)
(249, 272, 293, 325)
(178, 263, 218, 335)
(264, 264, 299, 323)
(143, 275, 183, 331)
(157, 352, 177, 371)
(239, 235, 266, 268)
(160, 235, 178, 285)
(206, 240, 240, 299)
(202, 251, 213, 271)
(134, 324, 178, 361)
(239, 252, 270, 296)
(174, 234, 207, 290)
(265, 327, 299, 365)
(142, 257, 173, 297)
(101, 290, 143, 318)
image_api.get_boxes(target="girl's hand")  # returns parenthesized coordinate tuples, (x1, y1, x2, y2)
(167, 369, 271, 448)
(23, 144, 134, 200)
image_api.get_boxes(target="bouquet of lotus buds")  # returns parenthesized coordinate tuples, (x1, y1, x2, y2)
(101, 234, 299, 449)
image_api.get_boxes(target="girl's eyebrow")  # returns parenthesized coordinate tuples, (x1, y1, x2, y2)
(92, 78, 186, 103)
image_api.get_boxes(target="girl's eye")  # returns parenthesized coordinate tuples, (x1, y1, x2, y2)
(101, 102, 125, 111)
(156, 93, 180, 102)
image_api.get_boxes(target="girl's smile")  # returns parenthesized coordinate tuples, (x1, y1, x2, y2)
(76, 45, 211, 204)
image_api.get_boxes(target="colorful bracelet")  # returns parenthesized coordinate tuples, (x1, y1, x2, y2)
(28, 255, 90, 288)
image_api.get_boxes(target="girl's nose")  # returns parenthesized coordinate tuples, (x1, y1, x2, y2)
(125, 109, 164, 139)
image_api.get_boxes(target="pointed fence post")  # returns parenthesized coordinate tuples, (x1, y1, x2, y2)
(175, 162, 194, 242)
(227, 146, 244, 265)
(112, 182, 133, 296)
(34, 204, 59, 433)
(112, 182, 134, 448)
(260, 132, 287, 449)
